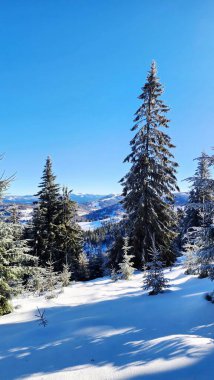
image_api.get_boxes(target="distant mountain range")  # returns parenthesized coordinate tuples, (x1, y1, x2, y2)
(3, 195, 38, 205)
(2, 193, 118, 205)
(2, 192, 188, 207)
(3, 193, 189, 211)
(2, 192, 189, 224)
(173, 192, 189, 207)
(82, 192, 189, 221)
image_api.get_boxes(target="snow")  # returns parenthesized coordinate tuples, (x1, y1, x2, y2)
(19, 208, 34, 223)
(0, 264, 214, 379)
(79, 217, 121, 231)
(79, 220, 104, 231)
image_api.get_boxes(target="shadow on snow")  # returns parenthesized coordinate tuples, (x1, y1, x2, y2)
(0, 275, 214, 379)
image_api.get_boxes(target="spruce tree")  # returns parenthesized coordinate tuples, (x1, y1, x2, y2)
(88, 250, 104, 280)
(56, 187, 83, 274)
(25, 266, 46, 295)
(118, 237, 135, 280)
(44, 257, 60, 298)
(184, 152, 212, 231)
(143, 235, 169, 295)
(32, 157, 61, 267)
(8, 204, 20, 224)
(0, 158, 33, 315)
(183, 153, 214, 278)
(61, 263, 72, 287)
(76, 252, 89, 281)
(184, 247, 200, 275)
(32, 161, 83, 277)
(0, 222, 35, 315)
(119, 62, 179, 267)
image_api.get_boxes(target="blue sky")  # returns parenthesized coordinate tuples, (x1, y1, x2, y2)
(0, 0, 214, 195)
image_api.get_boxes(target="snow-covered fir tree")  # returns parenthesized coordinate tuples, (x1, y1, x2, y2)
(0, 222, 35, 315)
(8, 204, 20, 224)
(61, 263, 72, 287)
(44, 257, 60, 298)
(197, 150, 214, 299)
(182, 225, 205, 275)
(143, 236, 169, 295)
(183, 238, 201, 275)
(184, 152, 212, 232)
(0, 158, 30, 315)
(25, 265, 47, 295)
(183, 153, 214, 279)
(118, 236, 135, 280)
(114, 62, 179, 268)
(76, 252, 89, 281)
(197, 228, 214, 279)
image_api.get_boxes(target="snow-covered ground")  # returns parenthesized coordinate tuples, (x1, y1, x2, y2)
(0, 264, 214, 380)
(19, 208, 34, 223)
(79, 217, 121, 231)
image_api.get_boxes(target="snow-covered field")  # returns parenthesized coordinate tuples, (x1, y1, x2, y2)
(0, 264, 214, 380)
(79, 217, 121, 231)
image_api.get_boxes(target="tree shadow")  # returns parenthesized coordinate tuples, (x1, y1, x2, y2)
(0, 278, 214, 379)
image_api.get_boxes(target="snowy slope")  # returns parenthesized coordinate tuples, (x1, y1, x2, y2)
(0, 264, 214, 380)
(79, 216, 122, 231)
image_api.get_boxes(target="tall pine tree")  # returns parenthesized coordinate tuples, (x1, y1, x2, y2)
(32, 160, 83, 277)
(118, 62, 179, 267)
(32, 157, 61, 267)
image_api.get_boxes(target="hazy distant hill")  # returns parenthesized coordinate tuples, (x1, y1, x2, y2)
(2, 192, 189, 225)
(2, 193, 113, 205)
(3, 195, 38, 204)
(3, 192, 188, 207)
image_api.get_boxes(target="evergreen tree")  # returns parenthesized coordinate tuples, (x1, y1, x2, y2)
(61, 263, 72, 287)
(173, 207, 186, 254)
(183, 153, 214, 279)
(0, 157, 24, 315)
(118, 237, 135, 280)
(107, 220, 128, 270)
(143, 236, 169, 295)
(0, 157, 33, 315)
(56, 187, 83, 274)
(25, 266, 46, 295)
(76, 252, 89, 281)
(183, 237, 201, 275)
(197, 228, 214, 279)
(32, 157, 61, 268)
(44, 257, 60, 298)
(26, 256, 60, 298)
(118, 62, 179, 267)
(111, 267, 119, 282)
(88, 250, 104, 279)
(8, 204, 20, 224)
(0, 222, 35, 315)
(32, 165, 83, 276)
(184, 152, 212, 232)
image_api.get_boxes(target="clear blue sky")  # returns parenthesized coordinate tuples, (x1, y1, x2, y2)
(0, 0, 214, 195)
